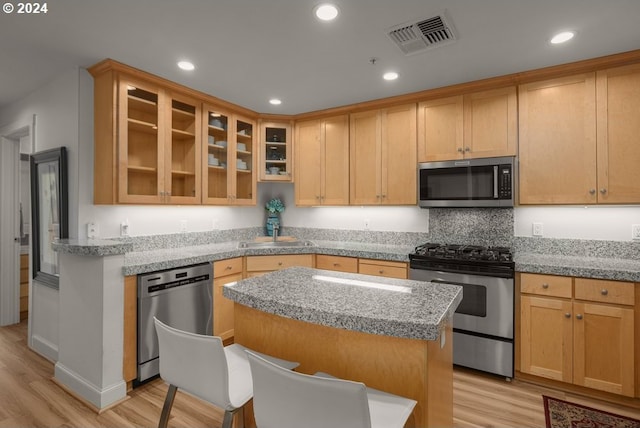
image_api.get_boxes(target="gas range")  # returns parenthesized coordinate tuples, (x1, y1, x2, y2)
(409, 243, 514, 278)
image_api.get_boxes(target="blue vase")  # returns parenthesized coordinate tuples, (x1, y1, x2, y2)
(266, 213, 280, 236)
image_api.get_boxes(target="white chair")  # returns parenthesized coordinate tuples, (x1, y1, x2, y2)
(246, 350, 417, 428)
(153, 317, 298, 428)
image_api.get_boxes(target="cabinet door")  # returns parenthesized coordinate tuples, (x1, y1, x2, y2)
(203, 106, 231, 204)
(350, 110, 381, 204)
(214, 272, 243, 341)
(295, 119, 322, 206)
(234, 116, 256, 205)
(463, 87, 517, 158)
(519, 74, 597, 204)
(316, 255, 358, 273)
(417, 96, 463, 162)
(322, 115, 350, 205)
(261, 122, 292, 182)
(573, 302, 635, 396)
(381, 104, 417, 205)
(358, 259, 407, 279)
(520, 295, 573, 382)
(596, 64, 640, 203)
(118, 78, 165, 203)
(166, 92, 201, 204)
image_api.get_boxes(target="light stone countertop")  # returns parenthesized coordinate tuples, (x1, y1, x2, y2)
(223, 266, 462, 341)
(515, 252, 640, 282)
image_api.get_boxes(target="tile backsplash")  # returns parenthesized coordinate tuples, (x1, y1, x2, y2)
(428, 208, 514, 247)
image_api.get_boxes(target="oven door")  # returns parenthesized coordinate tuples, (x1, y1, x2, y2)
(410, 268, 513, 339)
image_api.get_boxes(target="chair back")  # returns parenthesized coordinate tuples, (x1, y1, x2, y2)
(154, 317, 232, 409)
(246, 351, 372, 428)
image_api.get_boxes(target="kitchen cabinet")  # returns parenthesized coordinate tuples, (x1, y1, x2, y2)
(295, 115, 350, 206)
(245, 254, 314, 278)
(213, 258, 243, 341)
(350, 104, 417, 205)
(316, 255, 358, 273)
(202, 105, 256, 205)
(123, 275, 137, 385)
(358, 259, 407, 279)
(519, 273, 635, 397)
(595, 63, 640, 203)
(93, 73, 202, 204)
(417, 87, 517, 162)
(259, 121, 292, 182)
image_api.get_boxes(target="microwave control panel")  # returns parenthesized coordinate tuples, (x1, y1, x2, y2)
(499, 165, 512, 199)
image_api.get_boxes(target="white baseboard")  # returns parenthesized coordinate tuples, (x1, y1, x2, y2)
(54, 362, 127, 410)
(31, 334, 58, 363)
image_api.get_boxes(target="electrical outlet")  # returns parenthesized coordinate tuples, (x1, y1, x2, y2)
(180, 220, 188, 232)
(364, 218, 370, 230)
(532, 222, 544, 237)
(87, 222, 99, 239)
(632, 224, 640, 240)
(120, 220, 130, 237)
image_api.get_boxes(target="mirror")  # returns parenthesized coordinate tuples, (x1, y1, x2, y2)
(30, 147, 68, 289)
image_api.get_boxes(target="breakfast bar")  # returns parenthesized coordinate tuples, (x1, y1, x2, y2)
(224, 267, 463, 427)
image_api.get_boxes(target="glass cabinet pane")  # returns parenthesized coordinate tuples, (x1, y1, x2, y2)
(125, 85, 159, 197)
(236, 119, 254, 201)
(170, 99, 198, 199)
(205, 110, 230, 200)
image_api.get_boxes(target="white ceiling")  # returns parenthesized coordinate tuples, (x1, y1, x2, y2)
(2, 0, 640, 115)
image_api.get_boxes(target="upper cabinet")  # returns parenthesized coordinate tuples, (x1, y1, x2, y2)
(94, 72, 201, 204)
(417, 86, 517, 162)
(350, 104, 417, 205)
(259, 121, 292, 182)
(295, 115, 349, 206)
(202, 105, 256, 205)
(595, 63, 640, 204)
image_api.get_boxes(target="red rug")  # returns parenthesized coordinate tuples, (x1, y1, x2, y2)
(544, 395, 640, 428)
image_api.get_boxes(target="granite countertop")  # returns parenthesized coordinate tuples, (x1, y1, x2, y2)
(223, 266, 462, 341)
(515, 252, 640, 282)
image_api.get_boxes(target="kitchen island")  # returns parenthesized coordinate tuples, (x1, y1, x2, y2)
(224, 267, 462, 427)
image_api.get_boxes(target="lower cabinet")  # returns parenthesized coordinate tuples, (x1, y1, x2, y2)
(213, 258, 243, 342)
(358, 258, 407, 279)
(123, 275, 137, 385)
(245, 254, 314, 278)
(315, 255, 358, 273)
(519, 273, 636, 397)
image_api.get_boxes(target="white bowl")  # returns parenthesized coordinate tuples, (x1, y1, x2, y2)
(269, 167, 280, 174)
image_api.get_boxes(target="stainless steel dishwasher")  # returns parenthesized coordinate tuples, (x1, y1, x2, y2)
(137, 262, 213, 384)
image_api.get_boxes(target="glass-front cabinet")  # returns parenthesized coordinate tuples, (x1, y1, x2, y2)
(259, 121, 292, 181)
(118, 77, 200, 204)
(202, 105, 256, 205)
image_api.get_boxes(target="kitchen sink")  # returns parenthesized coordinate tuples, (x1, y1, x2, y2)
(237, 240, 316, 249)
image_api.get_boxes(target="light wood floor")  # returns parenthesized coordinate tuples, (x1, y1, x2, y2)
(1, 320, 638, 427)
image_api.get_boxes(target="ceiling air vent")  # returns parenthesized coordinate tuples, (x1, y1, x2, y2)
(386, 11, 457, 56)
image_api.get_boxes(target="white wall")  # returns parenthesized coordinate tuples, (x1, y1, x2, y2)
(515, 206, 640, 241)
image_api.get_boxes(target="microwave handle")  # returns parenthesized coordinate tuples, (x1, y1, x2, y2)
(493, 165, 498, 198)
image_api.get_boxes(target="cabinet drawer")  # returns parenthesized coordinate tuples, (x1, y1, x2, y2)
(246, 254, 314, 272)
(574, 278, 634, 306)
(358, 259, 407, 279)
(316, 255, 358, 273)
(520, 273, 572, 298)
(213, 257, 243, 278)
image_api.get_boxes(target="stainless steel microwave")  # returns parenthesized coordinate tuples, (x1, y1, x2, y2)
(418, 156, 515, 208)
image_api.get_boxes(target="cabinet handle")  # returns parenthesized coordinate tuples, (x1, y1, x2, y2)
(542, 283, 549, 289)
(333, 263, 340, 267)
(600, 188, 607, 194)
(464, 147, 471, 152)
(589, 189, 596, 195)
(278, 262, 283, 266)
(601, 289, 608, 296)
(378, 269, 384, 274)
(576, 314, 583, 320)
(457, 147, 463, 153)
(564, 313, 571, 318)
(225, 265, 233, 270)
(381, 194, 386, 199)
(316, 196, 321, 200)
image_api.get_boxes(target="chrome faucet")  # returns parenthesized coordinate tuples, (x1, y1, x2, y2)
(272, 224, 279, 242)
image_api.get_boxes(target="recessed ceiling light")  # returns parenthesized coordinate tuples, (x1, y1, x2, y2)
(269, 98, 282, 105)
(383, 72, 399, 81)
(550, 31, 575, 44)
(314, 3, 339, 21)
(177, 60, 195, 71)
